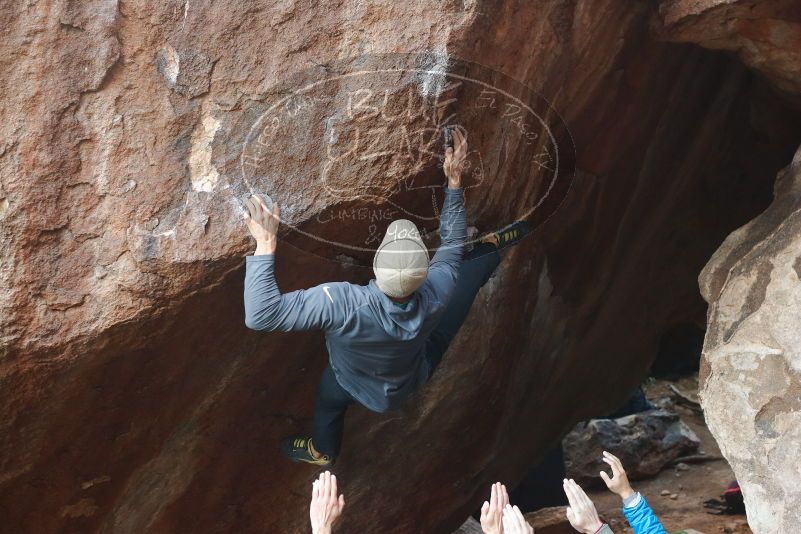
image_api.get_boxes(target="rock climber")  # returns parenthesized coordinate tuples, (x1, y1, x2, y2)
(242, 127, 529, 465)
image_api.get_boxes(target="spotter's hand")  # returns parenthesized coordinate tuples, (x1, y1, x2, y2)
(309, 471, 345, 534)
(480, 482, 509, 534)
(563, 479, 603, 534)
(600, 451, 635, 501)
(501, 505, 534, 534)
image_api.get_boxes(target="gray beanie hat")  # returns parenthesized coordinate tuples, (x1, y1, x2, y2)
(373, 219, 430, 298)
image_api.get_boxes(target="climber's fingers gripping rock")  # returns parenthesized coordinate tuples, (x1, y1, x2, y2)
(244, 194, 280, 254)
(444, 127, 468, 188)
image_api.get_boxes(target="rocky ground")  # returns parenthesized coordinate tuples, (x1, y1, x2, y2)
(586, 376, 751, 534)
(457, 375, 752, 534)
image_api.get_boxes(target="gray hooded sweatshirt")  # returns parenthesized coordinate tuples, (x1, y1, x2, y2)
(244, 187, 466, 412)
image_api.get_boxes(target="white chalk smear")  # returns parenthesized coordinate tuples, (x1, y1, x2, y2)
(189, 112, 221, 192)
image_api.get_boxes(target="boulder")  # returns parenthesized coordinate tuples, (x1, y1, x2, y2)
(1, 0, 801, 532)
(699, 144, 801, 533)
(563, 410, 700, 486)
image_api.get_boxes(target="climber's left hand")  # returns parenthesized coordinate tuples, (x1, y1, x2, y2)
(244, 194, 280, 255)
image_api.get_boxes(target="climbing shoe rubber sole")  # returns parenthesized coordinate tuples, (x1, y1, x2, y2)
(280, 435, 333, 466)
(492, 220, 530, 249)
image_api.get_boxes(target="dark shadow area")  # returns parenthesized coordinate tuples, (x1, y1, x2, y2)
(651, 322, 704, 380)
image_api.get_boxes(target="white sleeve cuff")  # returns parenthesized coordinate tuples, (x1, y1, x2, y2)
(623, 492, 642, 509)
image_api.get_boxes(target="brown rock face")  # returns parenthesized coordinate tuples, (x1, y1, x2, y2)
(654, 0, 801, 96)
(1, 1, 801, 533)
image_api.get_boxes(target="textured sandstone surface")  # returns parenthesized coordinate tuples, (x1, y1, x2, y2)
(699, 145, 801, 534)
(654, 0, 801, 96)
(1, 0, 801, 533)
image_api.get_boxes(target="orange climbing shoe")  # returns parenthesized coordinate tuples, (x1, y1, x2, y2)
(280, 435, 332, 466)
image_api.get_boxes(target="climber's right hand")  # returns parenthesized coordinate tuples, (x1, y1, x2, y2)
(244, 194, 280, 255)
(444, 127, 467, 189)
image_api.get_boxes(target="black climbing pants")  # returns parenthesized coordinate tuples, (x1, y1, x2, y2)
(312, 242, 501, 458)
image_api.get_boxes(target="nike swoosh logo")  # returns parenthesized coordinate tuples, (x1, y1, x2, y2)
(323, 286, 334, 303)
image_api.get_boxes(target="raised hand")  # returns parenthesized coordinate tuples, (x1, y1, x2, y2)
(600, 451, 635, 500)
(563, 479, 603, 534)
(309, 471, 345, 534)
(480, 482, 509, 534)
(501, 504, 534, 534)
(243, 193, 280, 255)
(444, 127, 467, 189)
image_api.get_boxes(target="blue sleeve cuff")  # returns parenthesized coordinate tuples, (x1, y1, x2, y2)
(246, 254, 275, 262)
